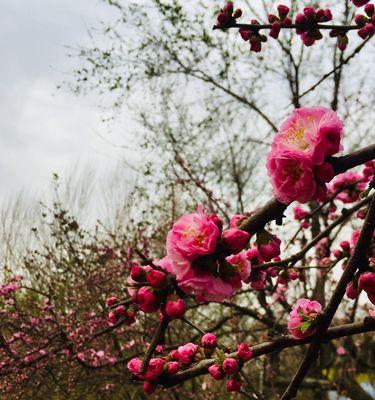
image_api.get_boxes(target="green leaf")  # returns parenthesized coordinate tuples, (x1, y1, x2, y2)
(300, 321, 312, 333)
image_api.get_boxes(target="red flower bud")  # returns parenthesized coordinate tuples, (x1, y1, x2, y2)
(226, 378, 242, 392)
(115, 305, 126, 316)
(143, 381, 156, 395)
(208, 364, 225, 380)
(354, 14, 367, 25)
(365, 3, 374, 16)
(277, 5, 290, 19)
(108, 311, 118, 324)
(165, 298, 186, 319)
(130, 265, 146, 282)
(106, 296, 118, 307)
(146, 270, 167, 288)
(201, 333, 218, 348)
(222, 358, 239, 375)
(304, 7, 316, 19)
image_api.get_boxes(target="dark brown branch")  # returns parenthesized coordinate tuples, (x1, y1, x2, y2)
(214, 22, 361, 32)
(157, 318, 375, 388)
(140, 316, 170, 374)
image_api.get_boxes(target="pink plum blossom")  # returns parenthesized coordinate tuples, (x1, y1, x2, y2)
(166, 206, 220, 261)
(225, 250, 251, 281)
(272, 106, 344, 165)
(288, 298, 322, 339)
(267, 150, 317, 204)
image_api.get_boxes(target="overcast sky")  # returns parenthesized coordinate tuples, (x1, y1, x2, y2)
(0, 0, 132, 204)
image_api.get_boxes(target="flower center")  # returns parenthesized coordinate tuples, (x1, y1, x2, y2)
(283, 125, 310, 151)
(182, 228, 206, 245)
(283, 162, 303, 182)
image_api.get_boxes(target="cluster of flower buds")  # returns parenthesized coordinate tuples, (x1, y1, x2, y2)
(107, 263, 186, 325)
(293, 205, 311, 229)
(107, 296, 136, 326)
(355, 4, 375, 39)
(346, 270, 375, 304)
(268, 5, 292, 39)
(215, 2, 242, 28)
(208, 341, 253, 392)
(239, 20, 267, 53)
(352, 0, 371, 7)
(295, 7, 333, 47)
(0, 276, 21, 297)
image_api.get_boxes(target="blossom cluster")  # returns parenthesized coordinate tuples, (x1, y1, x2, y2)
(215, 2, 375, 54)
(163, 206, 281, 302)
(267, 106, 344, 204)
(127, 333, 254, 395)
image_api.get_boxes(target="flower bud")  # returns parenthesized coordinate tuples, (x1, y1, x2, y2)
(237, 342, 253, 362)
(136, 286, 160, 313)
(143, 381, 156, 395)
(130, 265, 146, 282)
(208, 364, 225, 380)
(115, 305, 126, 317)
(222, 358, 239, 375)
(165, 298, 186, 319)
(340, 240, 350, 251)
(277, 5, 290, 19)
(358, 272, 375, 294)
(346, 281, 360, 299)
(106, 296, 118, 307)
(365, 3, 375, 16)
(226, 378, 242, 392)
(221, 228, 250, 253)
(165, 361, 179, 374)
(201, 333, 218, 348)
(146, 269, 167, 289)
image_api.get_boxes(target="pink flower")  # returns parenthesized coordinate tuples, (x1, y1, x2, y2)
(336, 346, 347, 356)
(177, 267, 240, 303)
(226, 378, 242, 392)
(369, 309, 375, 317)
(225, 250, 251, 281)
(221, 228, 250, 253)
(256, 232, 281, 262)
(177, 343, 199, 365)
(222, 358, 239, 375)
(267, 150, 317, 204)
(230, 214, 247, 228)
(165, 298, 186, 319)
(208, 364, 225, 380)
(166, 207, 220, 261)
(201, 333, 218, 348)
(288, 298, 322, 339)
(127, 357, 142, 376)
(358, 272, 375, 295)
(237, 343, 253, 362)
(136, 287, 160, 313)
(272, 107, 344, 165)
(329, 171, 366, 203)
